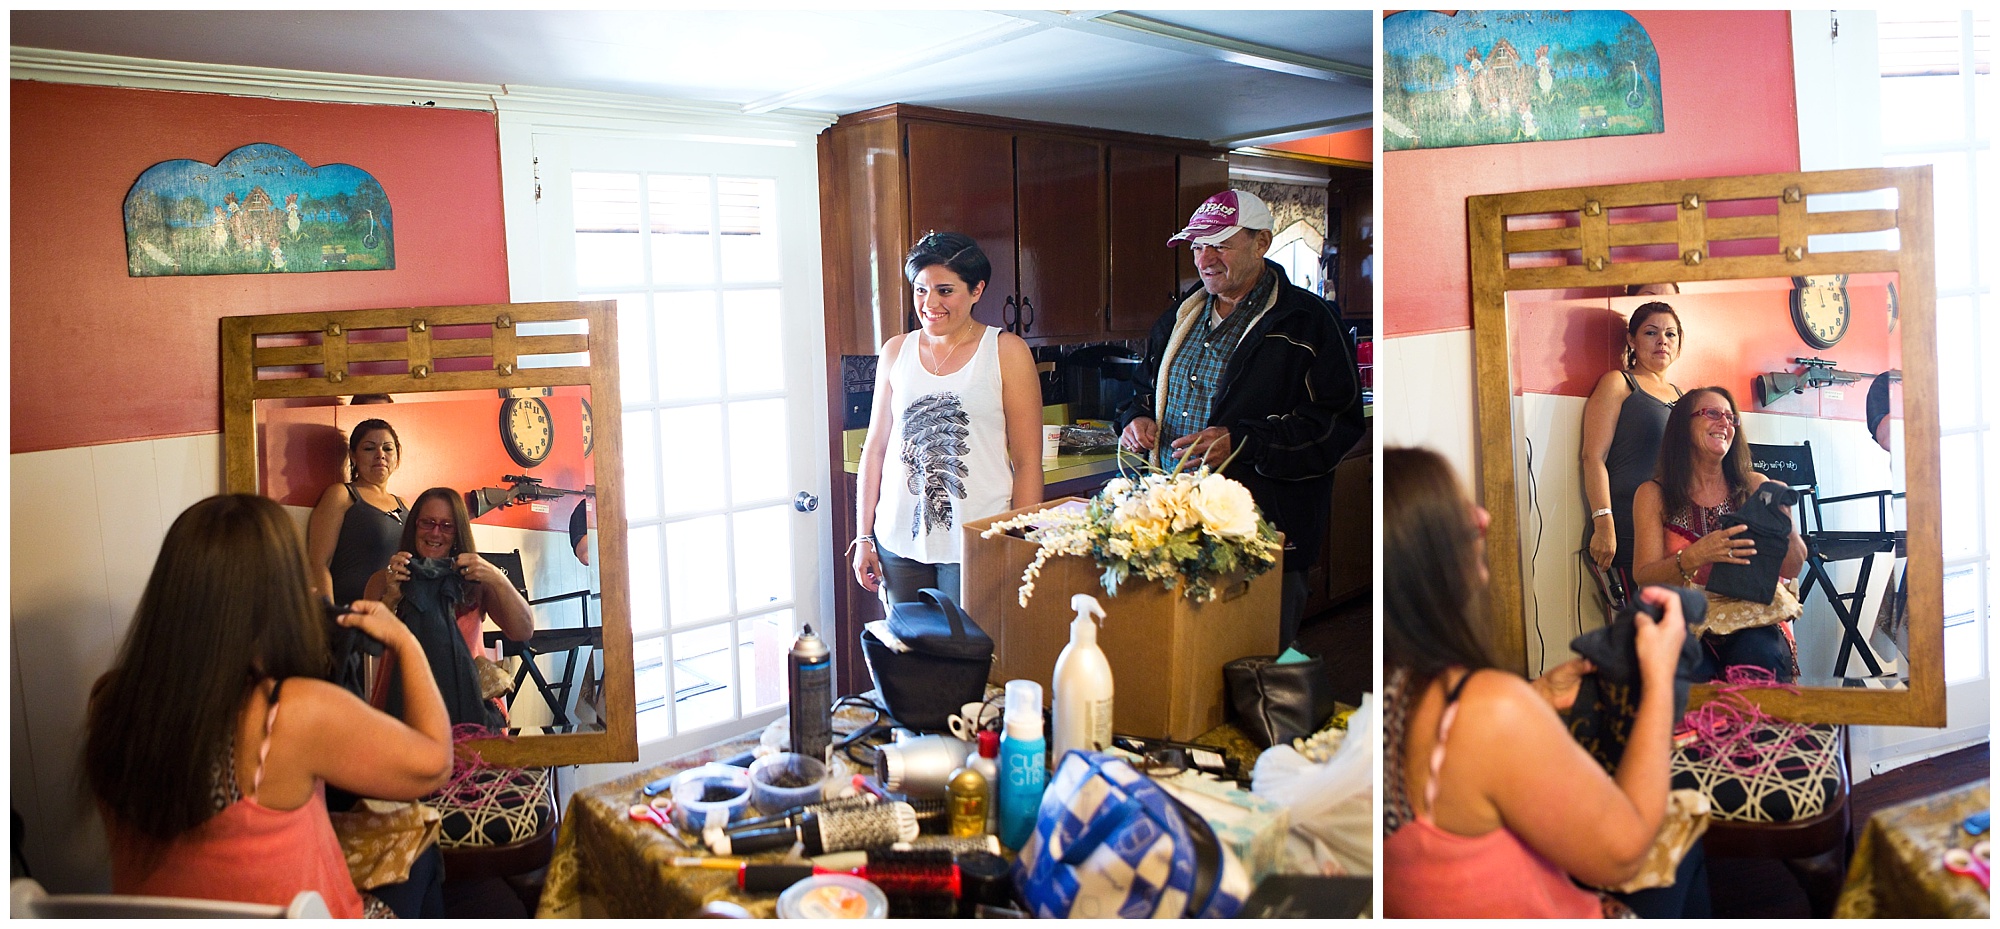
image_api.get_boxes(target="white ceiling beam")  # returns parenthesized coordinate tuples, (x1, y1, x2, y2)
(739, 14, 1082, 115)
(1014, 10, 1371, 88)
(1216, 111, 1372, 150)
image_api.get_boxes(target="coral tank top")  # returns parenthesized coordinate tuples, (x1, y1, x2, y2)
(1382, 670, 1601, 919)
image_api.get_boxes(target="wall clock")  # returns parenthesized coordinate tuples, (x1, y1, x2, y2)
(581, 398, 594, 458)
(500, 397, 554, 468)
(1791, 274, 1851, 349)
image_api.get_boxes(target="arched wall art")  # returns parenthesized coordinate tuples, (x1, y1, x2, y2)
(123, 142, 394, 276)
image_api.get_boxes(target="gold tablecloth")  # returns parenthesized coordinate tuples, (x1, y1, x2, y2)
(1834, 780, 1989, 918)
(536, 732, 780, 918)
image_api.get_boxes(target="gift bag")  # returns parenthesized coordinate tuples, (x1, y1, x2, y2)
(1015, 751, 1249, 919)
(329, 800, 441, 891)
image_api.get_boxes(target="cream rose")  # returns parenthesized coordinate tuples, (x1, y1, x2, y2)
(1191, 473, 1260, 539)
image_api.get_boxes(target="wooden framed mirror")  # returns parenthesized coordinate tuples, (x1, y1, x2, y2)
(221, 300, 637, 766)
(1469, 167, 1944, 726)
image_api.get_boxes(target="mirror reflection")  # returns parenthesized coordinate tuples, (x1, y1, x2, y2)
(1509, 274, 1906, 689)
(257, 387, 603, 736)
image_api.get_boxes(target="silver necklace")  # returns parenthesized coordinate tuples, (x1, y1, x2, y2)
(919, 327, 976, 376)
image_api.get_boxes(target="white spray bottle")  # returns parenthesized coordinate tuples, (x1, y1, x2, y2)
(1051, 593, 1114, 762)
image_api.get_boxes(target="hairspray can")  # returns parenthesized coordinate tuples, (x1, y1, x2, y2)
(788, 624, 833, 762)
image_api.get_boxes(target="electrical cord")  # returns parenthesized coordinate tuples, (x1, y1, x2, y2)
(830, 693, 892, 768)
(1525, 436, 1546, 676)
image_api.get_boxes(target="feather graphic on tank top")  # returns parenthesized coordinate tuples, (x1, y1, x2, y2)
(899, 392, 971, 538)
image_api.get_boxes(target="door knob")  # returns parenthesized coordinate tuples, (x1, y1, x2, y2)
(794, 491, 819, 513)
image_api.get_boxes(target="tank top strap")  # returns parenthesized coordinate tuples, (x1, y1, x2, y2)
(252, 678, 286, 801)
(343, 481, 362, 504)
(1421, 669, 1480, 816)
(1619, 369, 1638, 392)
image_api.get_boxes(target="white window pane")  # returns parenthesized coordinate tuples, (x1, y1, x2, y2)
(638, 704, 671, 744)
(1941, 433, 1981, 560)
(1878, 73, 1965, 148)
(574, 172, 643, 288)
(718, 178, 779, 283)
(657, 291, 722, 402)
(740, 612, 790, 712)
(623, 410, 660, 521)
(612, 292, 654, 404)
(634, 635, 667, 711)
(665, 516, 731, 625)
(1937, 296, 1977, 431)
(651, 175, 715, 285)
(727, 399, 789, 504)
(659, 405, 726, 517)
(733, 506, 793, 610)
(724, 289, 786, 395)
(1943, 565, 1984, 684)
(674, 624, 735, 731)
(628, 524, 664, 635)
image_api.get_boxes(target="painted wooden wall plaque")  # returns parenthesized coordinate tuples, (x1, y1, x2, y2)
(123, 143, 394, 276)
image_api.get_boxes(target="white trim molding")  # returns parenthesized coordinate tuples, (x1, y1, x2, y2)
(9, 47, 503, 110)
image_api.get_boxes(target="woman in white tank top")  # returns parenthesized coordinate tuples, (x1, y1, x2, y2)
(851, 232, 1045, 607)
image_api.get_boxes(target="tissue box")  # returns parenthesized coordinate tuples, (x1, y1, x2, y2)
(1153, 771, 1289, 886)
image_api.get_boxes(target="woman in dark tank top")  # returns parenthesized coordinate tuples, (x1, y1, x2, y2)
(1579, 298, 1684, 591)
(307, 419, 408, 606)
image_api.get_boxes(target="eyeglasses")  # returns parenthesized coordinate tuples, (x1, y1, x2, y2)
(415, 518, 456, 533)
(1693, 408, 1740, 426)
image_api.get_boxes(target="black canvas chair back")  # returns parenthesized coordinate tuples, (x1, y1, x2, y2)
(479, 549, 532, 600)
(1749, 442, 1817, 497)
(1747, 442, 1902, 679)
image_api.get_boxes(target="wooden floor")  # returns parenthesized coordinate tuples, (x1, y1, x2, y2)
(1709, 741, 1991, 918)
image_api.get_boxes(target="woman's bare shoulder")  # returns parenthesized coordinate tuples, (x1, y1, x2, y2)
(313, 481, 352, 509)
(1590, 368, 1634, 397)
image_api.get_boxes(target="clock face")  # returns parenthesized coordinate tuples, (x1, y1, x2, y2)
(1791, 274, 1851, 350)
(581, 398, 594, 458)
(500, 397, 554, 468)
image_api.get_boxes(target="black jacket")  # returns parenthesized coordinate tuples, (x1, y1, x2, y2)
(1116, 260, 1367, 567)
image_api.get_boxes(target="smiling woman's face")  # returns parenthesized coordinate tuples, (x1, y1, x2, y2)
(1688, 390, 1738, 459)
(412, 497, 457, 560)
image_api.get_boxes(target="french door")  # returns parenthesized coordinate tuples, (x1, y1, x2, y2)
(532, 131, 828, 764)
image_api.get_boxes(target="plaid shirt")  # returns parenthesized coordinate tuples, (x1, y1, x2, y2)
(1158, 268, 1276, 451)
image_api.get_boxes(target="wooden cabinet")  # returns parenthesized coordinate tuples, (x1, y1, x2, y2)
(1014, 134, 1106, 340)
(1107, 146, 1180, 335)
(905, 122, 1017, 333)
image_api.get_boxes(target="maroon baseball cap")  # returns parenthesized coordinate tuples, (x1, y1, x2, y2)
(1167, 189, 1275, 247)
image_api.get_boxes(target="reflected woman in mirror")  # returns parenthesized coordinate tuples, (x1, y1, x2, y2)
(1630, 388, 1807, 679)
(851, 232, 1043, 606)
(307, 419, 409, 700)
(366, 487, 534, 731)
(85, 494, 453, 917)
(1579, 294, 1683, 600)
(1383, 447, 1689, 918)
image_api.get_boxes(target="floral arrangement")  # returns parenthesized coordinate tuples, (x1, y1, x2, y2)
(980, 457, 1282, 606)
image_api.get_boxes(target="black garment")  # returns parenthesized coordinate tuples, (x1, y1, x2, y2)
(1705, 481, 1799, 604)
(1591, 371, 1679, 571)
(1703, 624, 1796, 682)
(1117, 259, 1367, 569)
(1566, 586, 1713, 771)
(385, 558, 502, 731)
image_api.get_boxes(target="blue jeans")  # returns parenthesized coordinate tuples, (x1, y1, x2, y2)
(876, 545, 962, 609)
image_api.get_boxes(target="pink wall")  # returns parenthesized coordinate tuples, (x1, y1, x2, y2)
(10, 82, 510, 453)
(1381, 11, 1801, 337)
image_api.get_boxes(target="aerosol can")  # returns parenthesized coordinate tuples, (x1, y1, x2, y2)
(788, 625, 833, 762)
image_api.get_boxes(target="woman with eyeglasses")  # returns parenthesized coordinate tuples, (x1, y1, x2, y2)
(1383, 447, 1688, 918)
(365, 487, 533, 730)
(1578, 297, 1684, 598)
(1630, 388, 1806, 678)
(851, 232, 1043, 607)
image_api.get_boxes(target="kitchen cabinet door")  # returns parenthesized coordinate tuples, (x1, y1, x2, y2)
(906, 121, 1017, 333)
(1176, 153, 1230, 298)
(1107, 146, 1180, 336)
(1015, 134, 1106, 340)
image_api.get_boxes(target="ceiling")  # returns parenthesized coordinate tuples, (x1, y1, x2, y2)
(8, 10, 1373, 148)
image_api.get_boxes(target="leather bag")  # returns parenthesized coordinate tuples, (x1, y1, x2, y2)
(1223, 655, 1336, 748)
(861, 588, 993, 731)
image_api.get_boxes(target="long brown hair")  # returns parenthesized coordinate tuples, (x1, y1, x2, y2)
(399, 487, 476, 558)
(1384, 447, 1498, 692)
(84, 495, 330, 845)
(1656, 386, 1755, 519)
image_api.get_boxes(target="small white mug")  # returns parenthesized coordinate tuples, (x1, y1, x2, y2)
(947, 700, 1001, 741)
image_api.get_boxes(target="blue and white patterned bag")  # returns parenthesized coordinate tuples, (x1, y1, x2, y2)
(1013, 750, 1249, 919)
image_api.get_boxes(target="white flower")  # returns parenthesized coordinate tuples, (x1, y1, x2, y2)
(1191, 473, 1260, 539)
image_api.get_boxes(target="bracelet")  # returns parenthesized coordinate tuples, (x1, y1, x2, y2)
(845, 535, 877, 556)
(1675, 549, 1696, 585)
(1591, 507, 1613, 520)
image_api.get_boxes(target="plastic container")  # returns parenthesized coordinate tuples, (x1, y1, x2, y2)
(996, 679, 1047, 850)
(777, 873, 888, 920)
(668, 763, 754, 832)
(748, 752, 828, 814)
(1051, 593, 1113, 761)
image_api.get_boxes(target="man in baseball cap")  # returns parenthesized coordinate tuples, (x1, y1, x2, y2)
(1118, 189, 1367, 645)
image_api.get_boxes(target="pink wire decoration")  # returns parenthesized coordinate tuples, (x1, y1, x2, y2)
(1676, 665, 1818, 778)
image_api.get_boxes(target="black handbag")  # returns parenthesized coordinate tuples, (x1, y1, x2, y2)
(1222, 655, 1335, 749)
(861, 588, 993, 732)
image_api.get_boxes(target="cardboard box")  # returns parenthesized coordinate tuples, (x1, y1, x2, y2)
(961, 498, 1281, 741)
